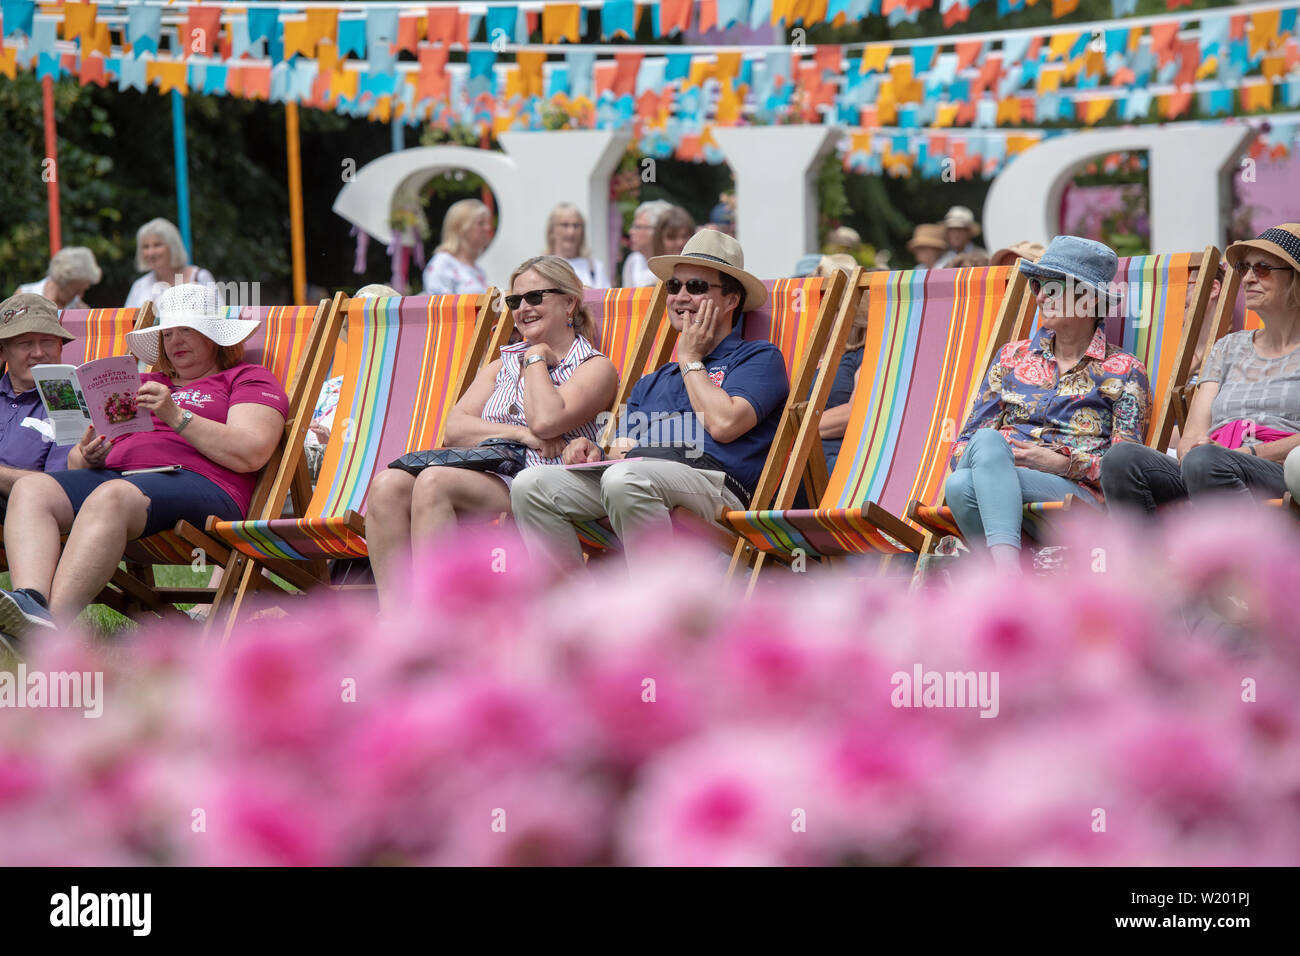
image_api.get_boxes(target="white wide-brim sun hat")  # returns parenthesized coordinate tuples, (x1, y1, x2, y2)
(124, 282, 260, 366)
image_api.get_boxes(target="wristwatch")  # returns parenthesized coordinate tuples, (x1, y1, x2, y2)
(173, 410, 195, 434)
(523, 354, 547, 369)
(682, 361, 707, 376)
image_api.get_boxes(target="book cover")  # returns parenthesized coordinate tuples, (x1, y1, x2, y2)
(32, 356, 153, 445)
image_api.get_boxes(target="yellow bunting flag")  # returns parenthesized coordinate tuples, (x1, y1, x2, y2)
(62, 2, 97, 43)
(889, 58, 914, 91)
(771, 0, 795, 25)
(715, 51, 742, 86)
(0, 46, 17, 80)
(1249, 11, 1281, 60)
(83, 20, 111, 57)
(1051, 0, 1079, 17)
(316, 41, 339, 76)
(371, 96, 392, 123)
(1262, 54, 1287, 82)
(504, 66, 523, 99)
(306, 8, 339, 46)
(1196, 56, 1219, 81)
(851, 131, 872, 154)
(517, 51, 547, 99)
(860, 45, 892, 73)
(1037, 64, 1063, 94)
(1047, 33, 1078, 62)
(1006, 135, 1039, 156)
(685, 58, 715, 90)
(1081, 97, 1112, 125)
(148, 60, 188, 96)
(330, 65, 359, 102)
(934, 103, 959, 128)
(542, 4, 581, 44)
(876, 79, 896, 124)
(716, 82, 743, 125)
(1241, 81, 1273, 112)
(283, 19, 317, 59)
(997, 97, 1021, 125)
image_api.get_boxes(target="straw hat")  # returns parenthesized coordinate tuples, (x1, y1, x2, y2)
(648, 230, 768, 310)
(942, 206, 981, 237)
(1225, 223, 1300, 273)
(0, 293, 74, 342)
(990, 241, 1046, 268)
(124, 283, 259, 366)
(906, 223, 947, 252)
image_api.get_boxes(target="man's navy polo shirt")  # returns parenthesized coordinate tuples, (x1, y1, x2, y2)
(623, 322, 789, 493)
(0, 372, 70, 479)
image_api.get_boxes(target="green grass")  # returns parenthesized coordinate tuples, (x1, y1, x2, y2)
(1, 564, 216, 639)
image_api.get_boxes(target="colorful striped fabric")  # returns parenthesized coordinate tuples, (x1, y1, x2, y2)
(123, 302, 324, 566)
(722, 267, 1012, 558)
(570, 277, 828, 552)
(209, 294, 486, 562)
(585, 285, 659, 378)
(56, 307, 140, 366)
(912, 253, 1202, 545)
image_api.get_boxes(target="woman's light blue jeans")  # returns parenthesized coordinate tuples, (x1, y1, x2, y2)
(944, 428, 1097, 550)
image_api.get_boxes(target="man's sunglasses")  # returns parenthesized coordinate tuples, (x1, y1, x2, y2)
(505, 288, 565, 310)
(1234, 261, 1294, 280)
(665, 278, 723, 295)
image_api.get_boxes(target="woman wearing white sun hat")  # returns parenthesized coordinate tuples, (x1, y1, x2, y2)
(0, 283, 289, 643)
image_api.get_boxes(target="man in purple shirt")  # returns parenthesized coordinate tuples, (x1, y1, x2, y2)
(0, 294, 74, 519)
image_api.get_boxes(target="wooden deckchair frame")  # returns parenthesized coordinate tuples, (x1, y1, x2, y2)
(203, 290, 503, 639)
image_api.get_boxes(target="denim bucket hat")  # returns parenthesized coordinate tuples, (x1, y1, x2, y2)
(1017, 235, 1120, 304)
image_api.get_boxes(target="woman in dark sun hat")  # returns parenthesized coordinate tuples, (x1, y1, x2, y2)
(945, 236, 1151, 571)
(1103, 222, 1300, 514)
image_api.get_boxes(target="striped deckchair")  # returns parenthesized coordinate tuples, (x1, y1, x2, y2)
(572, 273, 849, 553)
(907, 249, 1220, 543)
(720, 265, 1017, 577)
(97, 299, 341, 619)
(201, 292, 501, 635)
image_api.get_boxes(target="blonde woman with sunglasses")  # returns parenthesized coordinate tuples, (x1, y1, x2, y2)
(1103, 223, 1300, 512)
(366, 256, 617, 612)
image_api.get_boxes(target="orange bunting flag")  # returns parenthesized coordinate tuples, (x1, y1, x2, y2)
(63, 2, 96, 43)
(185, 6, 222, 56)
(1149, 23, 1179, 67)
(395, 16, 422, 54)
(244, 64, 271, 101)
(1081, 98, 1112, 125)
(677, 134, 703, 162)
(1285, 37, 1300, 70)
(517, 51, 547, 98)
(1161, 91, 1192, 119)
(542, 4, 581, 43)
(1175, 40, 1199, 86)
(698, 0, 719, 33)
(1050, 0, 1078, 17)
(1112, 66, 1136, 86)
(426, 6, 459, 44)
(1229, 15, 1246, 42)
(661, 0, 694, 33)
(79, 53, 106, 87)
(814, 45, 841, 77)
(955, 101, 977, 126)
(1084, 49, 1105, 78)
(592, 60, 617, 98)
(976, 54, 1002, 90)
(860, 45, 892, 73)
(955, 41, 982, 71)
(309, 71, 331, 107)
(416, 43, 449, 101)
(943, 2, 970, 28)
(859, 105, 878, 128)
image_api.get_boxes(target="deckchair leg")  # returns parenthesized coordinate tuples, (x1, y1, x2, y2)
(743, 551, 770, 598)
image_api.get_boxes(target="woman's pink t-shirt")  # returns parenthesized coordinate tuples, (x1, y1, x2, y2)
(105, 364, 290, 514)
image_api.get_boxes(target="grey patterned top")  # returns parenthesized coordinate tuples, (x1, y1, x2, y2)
(1199, 330, 1300, 437)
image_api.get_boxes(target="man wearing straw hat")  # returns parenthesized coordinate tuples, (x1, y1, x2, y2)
(935, 206, 986, 268)
(0, 294, 75, 520)
(512, 231, 789, 572)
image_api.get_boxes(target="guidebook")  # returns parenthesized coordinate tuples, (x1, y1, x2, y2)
(31, 356, 154, 445)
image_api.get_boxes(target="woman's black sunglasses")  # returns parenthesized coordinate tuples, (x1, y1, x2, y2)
(1234, 261, 1294, 279)
(505, 288, 565, 310)
(665, 278, 723, 295)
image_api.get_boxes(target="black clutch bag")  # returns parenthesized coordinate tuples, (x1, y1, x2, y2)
(388, 438, 529, 478)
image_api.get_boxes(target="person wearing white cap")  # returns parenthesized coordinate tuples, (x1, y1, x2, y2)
(935, 206, 986, 268)
(15, 247, 102, 310)
(0, 284, 290, 644)
(511, 230, 789, 572)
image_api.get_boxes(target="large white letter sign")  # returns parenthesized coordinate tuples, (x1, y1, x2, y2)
(712, 126, 840, 280)
(333, 130, 630, 287)
(984, 126, 1253, 254)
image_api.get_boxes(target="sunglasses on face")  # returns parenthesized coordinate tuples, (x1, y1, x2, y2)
(665, 278, 723, 296)
(1234, 261, 1294, 280)
(505, 288, 565, 310)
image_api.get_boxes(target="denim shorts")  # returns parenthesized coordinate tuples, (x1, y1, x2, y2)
(48, 468, 241, 538)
